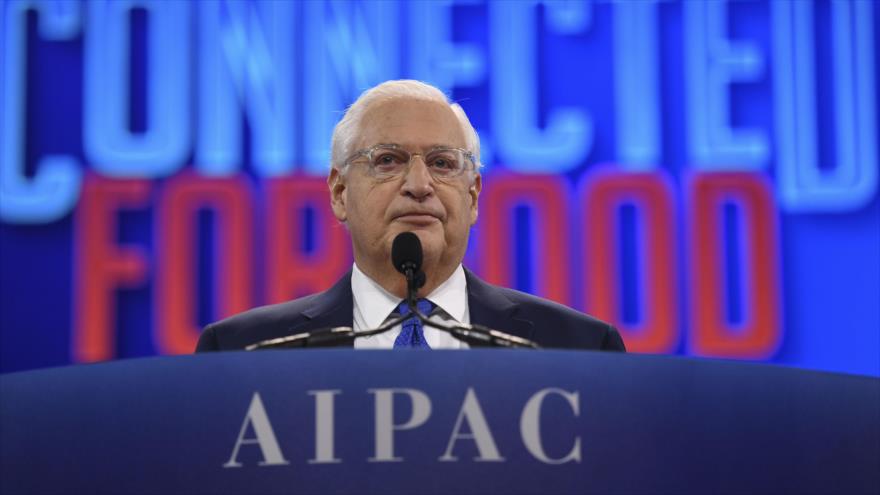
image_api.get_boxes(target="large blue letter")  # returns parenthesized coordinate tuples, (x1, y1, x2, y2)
(407, 1, 490, 167)
(195, 0, 296, 177)
(83, 0, 189, 178)
(772, 0, 877, 212)
(407, 0, 484, 95)
(684, 0, 768, 169)
(1, 0, 81, 224)
(489, 0, 592, 173)
(302, 1, 400, 174)
(613, 0, 660, 170)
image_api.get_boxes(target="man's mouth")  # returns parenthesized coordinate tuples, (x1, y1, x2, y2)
(394, 213, 440, 226)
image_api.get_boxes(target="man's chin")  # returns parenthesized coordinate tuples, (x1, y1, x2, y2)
(386, 229, 443, 259)
(389, 220, 441, 240)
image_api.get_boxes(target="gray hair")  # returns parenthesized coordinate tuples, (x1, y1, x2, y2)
(330, 80, 481, 173)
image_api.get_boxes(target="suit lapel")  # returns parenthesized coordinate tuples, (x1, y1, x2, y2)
(288, 270, 355, 347)
(464, 268, 535, 341)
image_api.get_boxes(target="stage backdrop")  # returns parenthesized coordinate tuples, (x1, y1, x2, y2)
(1, 0, 878, 376)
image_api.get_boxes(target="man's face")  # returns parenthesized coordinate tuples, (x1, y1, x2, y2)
(329, 98, 481, 278)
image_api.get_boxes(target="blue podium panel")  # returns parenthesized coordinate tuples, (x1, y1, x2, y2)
(1, 350, 878, 494)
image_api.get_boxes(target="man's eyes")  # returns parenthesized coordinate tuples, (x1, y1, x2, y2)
(373, 152, 407, 166)
(369, 149, 462, 174)
(427, 154, 459, 170)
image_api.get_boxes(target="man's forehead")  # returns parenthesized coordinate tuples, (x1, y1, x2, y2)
(355, 98, 468, 150)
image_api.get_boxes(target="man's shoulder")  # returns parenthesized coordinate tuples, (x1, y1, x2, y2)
(197, 270, 354, 352)
(196, 294, 322, 351)
(212, 294, 321, 331)
(467, 273, 625, 351)
(489, 284, 610, 329)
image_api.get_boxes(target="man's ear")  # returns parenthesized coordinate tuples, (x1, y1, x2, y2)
(469, 173, 481, 225)
(328, 167, 347, 222)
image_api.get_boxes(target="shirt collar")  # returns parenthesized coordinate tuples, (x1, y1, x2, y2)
(351, 263, 468, 329)
(425, 264, 467, 324)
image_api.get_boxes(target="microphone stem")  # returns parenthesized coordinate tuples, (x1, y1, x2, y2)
(405, 267, 418, 314)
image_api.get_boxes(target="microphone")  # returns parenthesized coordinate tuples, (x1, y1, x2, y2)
(392, 232, 422, 276)
(392, 232, 426, 310)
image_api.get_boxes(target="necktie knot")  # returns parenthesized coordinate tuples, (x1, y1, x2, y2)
(396, 299, 434, 317)
(393, 299, 434, 349)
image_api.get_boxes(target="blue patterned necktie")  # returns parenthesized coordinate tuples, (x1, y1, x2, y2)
(393, 299, 434, 349)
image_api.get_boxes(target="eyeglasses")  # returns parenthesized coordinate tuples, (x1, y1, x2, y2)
(344, 144, 476, 180)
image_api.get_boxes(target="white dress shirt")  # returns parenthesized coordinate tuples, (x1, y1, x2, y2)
(351, 263, 470, 349)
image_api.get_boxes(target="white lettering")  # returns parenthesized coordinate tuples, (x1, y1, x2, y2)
(520, 388, 581, 464)
(223, 392, 289, 468)
(368, 388, 431, 462)
(439, 388, 505, 462)
(308, 390, 342, 464)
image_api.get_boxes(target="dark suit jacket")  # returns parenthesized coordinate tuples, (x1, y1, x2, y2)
(196, 268, 626, 352)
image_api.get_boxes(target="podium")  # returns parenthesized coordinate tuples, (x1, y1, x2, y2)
(2, 350, 878, 494)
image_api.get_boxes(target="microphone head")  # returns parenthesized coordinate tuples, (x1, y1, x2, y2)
(392, 232, 423, 275)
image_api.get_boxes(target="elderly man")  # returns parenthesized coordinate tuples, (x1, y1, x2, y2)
(196, 80, 624, 351)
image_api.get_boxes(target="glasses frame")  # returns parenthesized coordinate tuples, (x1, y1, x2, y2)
(344, 143, 477, 180)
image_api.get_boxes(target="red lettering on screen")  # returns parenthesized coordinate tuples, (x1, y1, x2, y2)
(479, 174, 570, 305)
(73, 175, 151, 362)
(155, 173, 254, 354)
(265, 177, 350, 304)
(581, 168, 679, 353)
(688, 172, 782, 358)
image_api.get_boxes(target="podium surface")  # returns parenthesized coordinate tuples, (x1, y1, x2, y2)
(2, 350, 878, 494)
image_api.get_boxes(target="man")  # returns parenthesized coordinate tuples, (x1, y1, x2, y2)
(196, 80, 625, 352)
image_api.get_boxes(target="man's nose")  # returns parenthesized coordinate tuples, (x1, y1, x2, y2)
(401, 155, 434, 199)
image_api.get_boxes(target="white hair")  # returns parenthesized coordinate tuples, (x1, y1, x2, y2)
(330, 80, 481, 173)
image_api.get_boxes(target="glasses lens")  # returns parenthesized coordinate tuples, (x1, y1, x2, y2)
(370, 147, 410, 176)
(425, 149, 465, 177)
